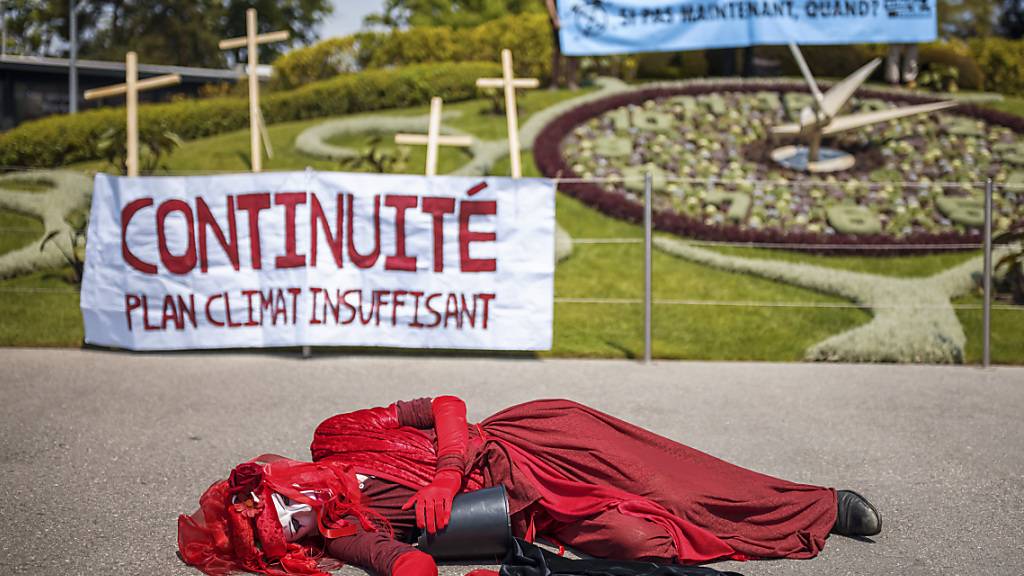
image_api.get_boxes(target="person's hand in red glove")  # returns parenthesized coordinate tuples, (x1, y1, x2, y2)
(402, 469, 461, 535)
(391, 550, 437, 576)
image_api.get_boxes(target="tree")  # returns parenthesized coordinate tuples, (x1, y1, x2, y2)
(363, 0, 409, 30)
(939, 0, 999, 37)
(3, 0, 100, 56)
(363, 0, 542, 30)
(2, 0, 331, 67)
(86, 0, 228, 67)
(999, 0, 1024, 38)
(221, 0, 332, 64)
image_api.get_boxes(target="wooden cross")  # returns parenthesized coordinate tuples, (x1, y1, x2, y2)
(219, 8, 289, 173)
(83, 52, 181, 177)
(475, 49, 539, 178)
(394, 97, 472, 176)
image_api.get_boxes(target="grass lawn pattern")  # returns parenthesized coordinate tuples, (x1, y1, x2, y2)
(0, 269, 82, 346)
(0, 210, 43, 257)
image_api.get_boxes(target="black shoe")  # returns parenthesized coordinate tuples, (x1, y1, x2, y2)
(832, 490, 882, 537)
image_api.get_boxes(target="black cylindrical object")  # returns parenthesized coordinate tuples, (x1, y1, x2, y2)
(417, 485, 511, 561)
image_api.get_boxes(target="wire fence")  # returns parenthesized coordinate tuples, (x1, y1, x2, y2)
(572, 237, 987, 250)
(1, 288, 1021, 312)
(0, 169, 1021, 364)
(554, 174, 1018, 366)
(3, 286, 1020, 310)
(553, 297, 1023, 312)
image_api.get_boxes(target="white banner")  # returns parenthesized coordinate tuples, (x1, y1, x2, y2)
(80, 171, 555, 351)
(558, 0, 937, 55)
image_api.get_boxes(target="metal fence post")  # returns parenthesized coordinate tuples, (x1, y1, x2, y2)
(643, 172, 653, 364)
(69, 0, 78, 114)
(983, 178, 993, 368)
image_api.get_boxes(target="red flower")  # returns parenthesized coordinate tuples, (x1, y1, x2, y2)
(227, 462, 264, 498)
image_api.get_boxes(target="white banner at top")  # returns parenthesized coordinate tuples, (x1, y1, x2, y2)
(558, 0, 938, 56)
(80, 171, 555, 351)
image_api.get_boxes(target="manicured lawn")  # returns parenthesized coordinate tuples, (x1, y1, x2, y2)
(553, 236, 871, 361)
(987, 95, 1024, 117)
(0, 180, 52, 258)
(955, 293, 1024, 365)
(0, 180, 54, 193)
(324, 131, 474, 176)
(70, 89, 590, 175)
(13, 89, 1023, 363)
(0, 268, 82, 346)
(0, 210, 43, 256)
(705, 245, 980, 278)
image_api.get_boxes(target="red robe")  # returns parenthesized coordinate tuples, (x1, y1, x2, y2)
(310, 398, 836, 565)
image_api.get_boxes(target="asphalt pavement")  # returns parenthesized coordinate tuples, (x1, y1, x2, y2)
(1, 349, 1021, 576)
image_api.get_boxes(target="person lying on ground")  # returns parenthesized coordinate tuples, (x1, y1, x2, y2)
(178, 397, 881, 576)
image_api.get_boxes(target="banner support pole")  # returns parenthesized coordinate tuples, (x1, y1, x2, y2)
(644, 171, 653, 364)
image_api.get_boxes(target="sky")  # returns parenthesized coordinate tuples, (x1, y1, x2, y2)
(321, 0, 387, 38)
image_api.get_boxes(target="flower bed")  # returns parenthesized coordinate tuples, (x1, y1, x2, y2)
(534, 80, 1024, 255)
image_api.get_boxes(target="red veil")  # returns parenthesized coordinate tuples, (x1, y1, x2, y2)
(177, 455, 390, 576)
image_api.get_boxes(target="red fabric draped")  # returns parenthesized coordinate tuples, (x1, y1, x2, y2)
(311, 405, 439, 489)
(310, 399, 837, 564)
(476, 400, 836, 562)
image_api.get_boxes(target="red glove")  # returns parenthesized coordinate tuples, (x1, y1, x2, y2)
(402, 469, 461, 534)
(391, 550, 437, 576)
(402, 396, 469, 534)
(431, 396, 469, 473)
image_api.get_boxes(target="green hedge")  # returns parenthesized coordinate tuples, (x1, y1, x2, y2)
(754, 39, 1019, 94)
(969, 37, 1024, 96)
(917, 40, 984, 91)
(616, 40, 1019, 95)
(271, 36, 361, 91)
(755, 44, 886, 80)
(273, 14, 552, 90)
(0, 61, 499, 169)
(635, 51, 708, 79)
(273, 20, 1023, 97)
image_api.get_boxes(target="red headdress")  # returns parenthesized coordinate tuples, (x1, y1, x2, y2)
(177, 454, 391, 576)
